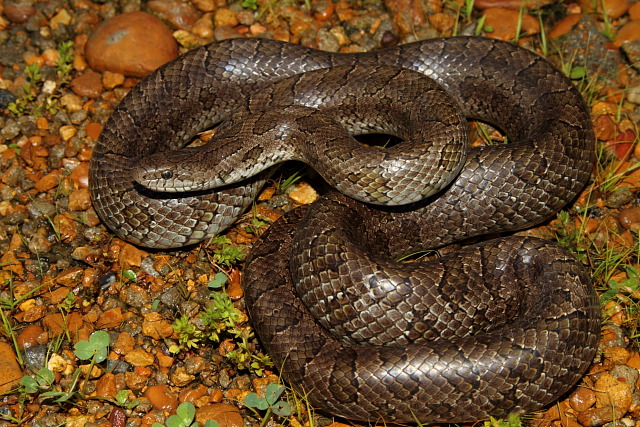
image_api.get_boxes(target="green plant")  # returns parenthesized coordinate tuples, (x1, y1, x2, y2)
(484, 413, 523, 427)
(242, 0, 259, 9)
(152, 401, 220, 427)
(244, 383, 292, 427)
(8, 41, 75, 117)
(170, 314, 203, 353)
(208, 236, 247, 267)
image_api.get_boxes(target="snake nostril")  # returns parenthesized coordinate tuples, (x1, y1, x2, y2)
(161, 171, 173, 180)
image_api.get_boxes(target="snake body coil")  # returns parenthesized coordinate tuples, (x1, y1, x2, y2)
(89, 37, 600, 423)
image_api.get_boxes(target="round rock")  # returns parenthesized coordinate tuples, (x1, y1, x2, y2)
(85, 11, 178, 78)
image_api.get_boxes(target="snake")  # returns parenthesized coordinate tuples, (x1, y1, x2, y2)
(88, 36, 601, 423)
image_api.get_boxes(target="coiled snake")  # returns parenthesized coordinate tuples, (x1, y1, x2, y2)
(89, 37, 600, 423)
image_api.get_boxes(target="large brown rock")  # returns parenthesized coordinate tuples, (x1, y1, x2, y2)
(85, 11, 178, 78)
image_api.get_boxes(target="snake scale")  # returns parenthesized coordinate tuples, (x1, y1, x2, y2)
(89, 36, 601, 423)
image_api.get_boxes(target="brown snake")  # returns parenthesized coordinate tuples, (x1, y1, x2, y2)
(89, 37, 601, 423)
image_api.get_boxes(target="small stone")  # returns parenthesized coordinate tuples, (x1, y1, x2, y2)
(577, 406, 626, 427)
(4, 0, 36, 23)
(579, 0, 629, 19)
(85, 122, 103, 141)
(192, 0, 216, 12)
(610, 365, 639, 393)
(148, 0, 202, 30)
(145, 384, 179, 412)
(0, 342, 24, 393)
(142, 311, 174, 339)
(70, 70, 103, 98)
(595, 372, 633, 412)
(34, 170, 62, 192)
(70, 162, 90, 188)
(17, 324, 45, 350)
(68, 188, 92, 211)
(42, 312, 83, 337)
(627, 352, 640, 369)
(629, 1, 640, 19)
(618, 207, 640, 230)
(171, 366, 196, 386)
(604, 346, 632, 365)
(482, 7, 540, 40)
(428, 12, 455, 33)
(96, 307, 126, 329)
(125, 370, 148, 390)
(50, 8, 72, 30)
(196, 403, 244, 427)
(96, 372, 117, 400)
(113, 332, 135, 355)
(124, 348, 155, 366)
(288, 182, 318, 204)
(474, 0, 554, 9)
(570, 386, 597, 412)
(214, 8, 239, 27)
(615, 20, 640, 47)
(102, 71, 125, 90)
(192, 14, 215, 38)
(85, 12, 178, 78)
(56, 267, 84, 287)
(60, 93, 84, 112)
(59, 125, 78, 142)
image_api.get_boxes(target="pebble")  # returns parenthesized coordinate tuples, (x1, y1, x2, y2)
(145, 384, 179, 412)
(214, 8, 239, 27)
(141, 311, 174, 339)
(595, 372, 633, 412)
(70, 69, 104, 98)
(288, 182, 319, 204)
(96, 372, 117, 400)
(614, 20, 640, 46)
(618, 206, 640, 230)
(85, 12, 179, 78)
(4, 0, 36, 23)
(474, 0, 554, 9)
(578, 0, 630, 19)
(570, 386, 597, 412)
(124, 348, 155, 366)
(196, 403, 244, 427)
(16, 324, 46, 350)
(0, 342, 24, 393)
(481, 7, 540, 40)
(148, 0, 202, 30)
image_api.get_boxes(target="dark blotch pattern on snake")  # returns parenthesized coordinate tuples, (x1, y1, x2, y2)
(89, 36, 600, 423)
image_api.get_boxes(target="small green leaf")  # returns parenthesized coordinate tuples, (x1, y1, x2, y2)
(20, 376, 38, 393)
(123, 269, 137, 281)
(569, 66, 586, 80)
(264, 383, 284, 406)
(176, 401, 196, 423)
(204, 421, 221, 427)
(244, 392, 268, 410)
(208, 272, 228, 289)
(272, 400, 292, 417)
(36, 368, 54, 386)
(74, 340, 94, 360)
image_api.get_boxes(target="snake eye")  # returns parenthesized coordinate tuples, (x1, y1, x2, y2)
(161, 171, 173, 180)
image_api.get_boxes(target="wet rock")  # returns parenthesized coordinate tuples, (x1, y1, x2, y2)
(595, 372, 633, 412)
(577, 406, 626, 426)
(474, 0, 554, 9)
(481, 7, 540, 40)
(16, 324, 45, 350)
(196, 403, 244, 427)
(70, 69, 103, 98)
(570, 386, 597, 412)
(615, 20, 640, 47)
(124, 348, 155, 366)
(578, 0, 630, 19)
(0, 88, 17, 109)
(85, 11, 179, 78)
(618, 207, 640, 230)
(141, 311, 174, 339)
(148, 0, 202, 29)
(0, 342, 24, 393)
(145, 384, 179, 412)
(4, 0, 36, 23)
